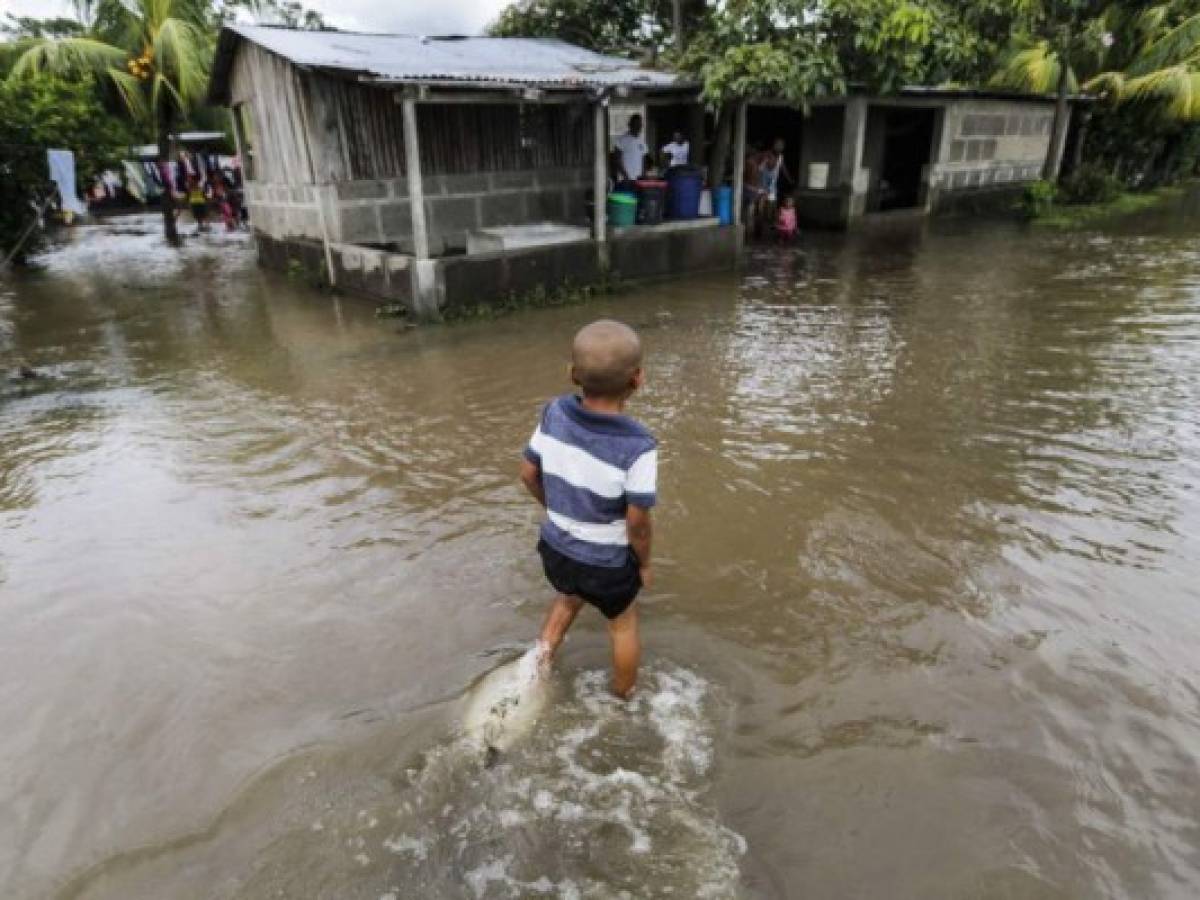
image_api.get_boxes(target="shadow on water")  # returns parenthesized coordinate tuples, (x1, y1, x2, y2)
(3, 208, 1200, 898)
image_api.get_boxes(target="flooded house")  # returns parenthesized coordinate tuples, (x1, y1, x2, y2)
(207, 25, 726, 318)
(743, 89, 1080, 228)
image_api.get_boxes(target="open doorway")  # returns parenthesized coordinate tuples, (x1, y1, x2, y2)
(746, 104, 805, 195)
(865, 107, 937, 212)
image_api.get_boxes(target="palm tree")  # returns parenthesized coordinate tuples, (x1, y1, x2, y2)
(1087, 4, 1200, 118)
(992, 2, 1200, 181)
(9, 0, 211, 245)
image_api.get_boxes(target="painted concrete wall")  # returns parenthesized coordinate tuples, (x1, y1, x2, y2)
(931, 99, 1056, 194)
(798, 106, 845, 187)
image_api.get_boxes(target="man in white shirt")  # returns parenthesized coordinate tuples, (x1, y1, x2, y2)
(614, 114, 648, 181)
(661, 130, 690, 168)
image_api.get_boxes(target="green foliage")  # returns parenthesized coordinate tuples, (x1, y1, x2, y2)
(1032, 185, 1182, 227)
(822, 0, 1018, 93)
(0, 74, 134, 262)
(2, 14, 87, 39)
(1058, 162, 1123, 203)
(493, 0, 1035, 105)
(489, 0, 664, 54)
(1021, 179, 1058, 217)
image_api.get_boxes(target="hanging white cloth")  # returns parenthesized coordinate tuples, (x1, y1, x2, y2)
(46, 149, 88, 216)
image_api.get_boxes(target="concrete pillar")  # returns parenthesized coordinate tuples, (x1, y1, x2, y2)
(731, 100, 748, 227)
(402, 97, 430, 261)
(593, 101, 608, 269)
(921, 106, 949, 214)
(839, 97, 869, 226)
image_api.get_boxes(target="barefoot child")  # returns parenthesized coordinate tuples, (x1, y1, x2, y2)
(520, 320, 657, 699)
(776, 195, 798, 242)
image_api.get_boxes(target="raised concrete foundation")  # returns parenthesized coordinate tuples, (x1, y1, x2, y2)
(248, 167, 591, 257)
(255, 218, 736, 320)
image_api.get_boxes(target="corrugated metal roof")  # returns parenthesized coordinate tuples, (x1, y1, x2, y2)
(209, 24, 687, 102)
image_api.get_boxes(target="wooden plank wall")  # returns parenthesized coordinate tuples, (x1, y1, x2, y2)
(312, 80, 406, 181)
(419, 103, 592, 175)
(229, 45, 595, 184)
(229, 44, 315, 186)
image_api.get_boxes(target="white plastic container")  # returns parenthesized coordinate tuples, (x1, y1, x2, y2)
(807, 163, 830, 190)
(699, 189, 713, 217)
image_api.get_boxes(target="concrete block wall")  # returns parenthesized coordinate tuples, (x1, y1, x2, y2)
(326, 166, 592, 256)
(243, 182, 325, 242)
(932, 100, 1056, 193)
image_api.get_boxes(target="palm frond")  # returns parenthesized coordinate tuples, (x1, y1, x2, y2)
(1123, 64, 1200, 119)
(150, 70, 185, 117)
(152, 16, 208, 106)
(990, 42, 1076, 94)
(106, 67, 150, 120)
(1128, 11, 1200, 76)
(1135, 4, 1169, 42)
(1083, 69, 1125, 98)
(9, 37, 127, 80)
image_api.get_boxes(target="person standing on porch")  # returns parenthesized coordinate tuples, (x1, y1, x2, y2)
(661, 130, 690, 168)
(615, 114, 648, 182)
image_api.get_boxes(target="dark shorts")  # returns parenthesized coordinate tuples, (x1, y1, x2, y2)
(191, 203, 207, 219)
(538, 539, 641, 620)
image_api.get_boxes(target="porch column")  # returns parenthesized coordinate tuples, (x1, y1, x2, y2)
(402, 97, 430, 260)
(731, 100, 748, 251)
(839, 97, 869, 225)
(593, 101, 608, 260)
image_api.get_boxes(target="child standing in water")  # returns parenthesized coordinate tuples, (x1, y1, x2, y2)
(186, 176, 209, 234)
(520, 320, 657, 699)
(776, 195, 798, 241)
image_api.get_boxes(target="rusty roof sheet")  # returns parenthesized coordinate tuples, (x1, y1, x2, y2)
(209, 24, 688, 102)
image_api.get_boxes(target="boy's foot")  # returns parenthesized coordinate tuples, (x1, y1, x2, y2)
(534, 639, 553, 677)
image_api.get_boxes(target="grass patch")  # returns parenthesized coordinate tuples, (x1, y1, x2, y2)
(1032, 185, 1185, 229)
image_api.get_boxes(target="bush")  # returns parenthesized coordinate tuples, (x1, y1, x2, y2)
(0, 74, 133, 264)
(1058, 164, 1123, 205)
(1020, 180, 1057, 218)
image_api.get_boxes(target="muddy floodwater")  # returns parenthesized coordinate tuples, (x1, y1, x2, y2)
(3, 206, 1200, 900)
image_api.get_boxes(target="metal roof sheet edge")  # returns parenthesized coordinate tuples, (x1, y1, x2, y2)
(207, 24, 689, 104)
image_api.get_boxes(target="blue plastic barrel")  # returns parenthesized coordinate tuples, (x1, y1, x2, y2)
(666, 167, 704, 220)
(715, 185, 734, 225)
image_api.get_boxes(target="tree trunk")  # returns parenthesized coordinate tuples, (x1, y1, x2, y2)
(1043, 62, 1071, 182)
(708, 102, 735, 188)
(672, 0, 684, 51)
(158, 115, 181, 247)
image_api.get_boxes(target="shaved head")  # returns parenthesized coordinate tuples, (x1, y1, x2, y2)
(571, 320, 643, 398)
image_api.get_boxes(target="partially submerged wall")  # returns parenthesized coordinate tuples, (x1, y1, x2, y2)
(930, 99, 1057, 208)
(255, 223, 736, 320)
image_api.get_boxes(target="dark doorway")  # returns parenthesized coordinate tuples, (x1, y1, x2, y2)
(868, 107, 937, 212)
(746, 105, 805, 196)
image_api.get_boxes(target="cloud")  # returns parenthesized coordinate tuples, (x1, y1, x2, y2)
(0, 0, 512, 34)
(310, 0, 512, 35)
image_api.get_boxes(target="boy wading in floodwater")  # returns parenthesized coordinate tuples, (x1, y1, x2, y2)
(520, 320, 657, 699)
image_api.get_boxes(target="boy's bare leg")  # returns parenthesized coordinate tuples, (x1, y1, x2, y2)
(608, 603, 640, 699)
(538, 594, 584, 666)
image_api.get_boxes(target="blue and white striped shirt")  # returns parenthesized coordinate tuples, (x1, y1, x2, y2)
(524, 394, 658, 568)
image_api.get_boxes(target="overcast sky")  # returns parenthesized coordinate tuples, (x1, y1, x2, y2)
(0, 0, 513, 35)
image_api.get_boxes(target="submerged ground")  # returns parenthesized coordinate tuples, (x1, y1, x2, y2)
(2, 206, 1199, 899)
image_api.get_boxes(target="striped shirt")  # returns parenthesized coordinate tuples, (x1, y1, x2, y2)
(524, 394, 657, 568)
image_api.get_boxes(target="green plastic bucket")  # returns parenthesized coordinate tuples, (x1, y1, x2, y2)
(607, 192, 638, 228)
